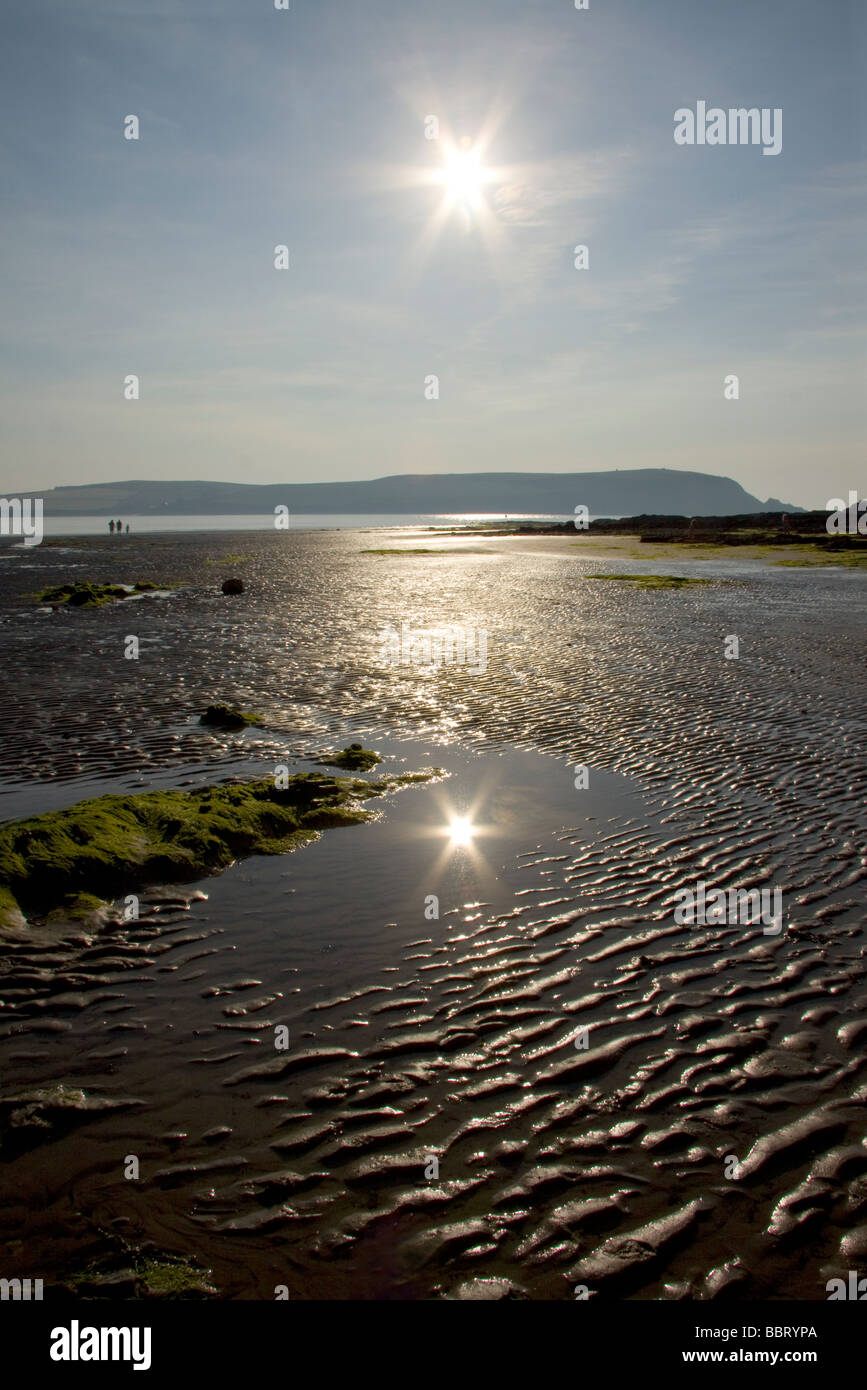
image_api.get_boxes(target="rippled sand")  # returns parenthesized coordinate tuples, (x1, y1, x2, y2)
(0, 530, 864, 1299)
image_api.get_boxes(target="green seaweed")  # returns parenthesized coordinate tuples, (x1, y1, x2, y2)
(316, 743, 382, 771)
(0, 884, 24, 928)
(37, 582, 128, 607)
(586, 573, 712, 590)
(45, 892, 107, 923)
(199, 704, 263, 730)
(773, 550, 867, 569)
(35, 580, 164, 607)
(0, 771, 429, 926)
(134, 1259, 217, 1298)
(66, 1255, 217, 1299)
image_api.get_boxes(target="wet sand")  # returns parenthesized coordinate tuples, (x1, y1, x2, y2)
(0, 528, 864, 1299)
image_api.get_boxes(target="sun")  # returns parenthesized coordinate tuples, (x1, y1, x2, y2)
(381, 113, 516, 270)
(435, 141, 493, 211)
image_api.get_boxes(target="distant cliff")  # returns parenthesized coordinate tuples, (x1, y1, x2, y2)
(19, 470, 802, 517)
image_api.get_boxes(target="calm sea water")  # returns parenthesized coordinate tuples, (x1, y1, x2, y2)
(38, 512, 573, 537)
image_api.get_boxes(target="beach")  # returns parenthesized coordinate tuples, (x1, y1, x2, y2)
(0, 527, 864, 1299)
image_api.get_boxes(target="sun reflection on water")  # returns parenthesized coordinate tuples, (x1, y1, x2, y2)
(447, 814, 476, 847)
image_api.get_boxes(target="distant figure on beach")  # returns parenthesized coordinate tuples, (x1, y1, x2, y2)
(125, 523, 130, 534)
(108, 520, 115, 535)
(116, 520, 122, 533)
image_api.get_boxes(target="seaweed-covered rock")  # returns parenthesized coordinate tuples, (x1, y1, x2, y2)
(63, 1254, 218, 1300)
(317, 744, 382, 771)
(221, 577, 245, 595)
(37, 583, 129, 608)
(35, 581, 167, 608)
(199, 704, 257, 730)
(0, 768, 435, 925)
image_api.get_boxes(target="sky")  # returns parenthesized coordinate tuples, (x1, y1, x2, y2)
(0, 0, 864, 509)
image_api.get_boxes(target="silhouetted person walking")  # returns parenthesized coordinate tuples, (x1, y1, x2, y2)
(116, 520, 122, 533)
(125, 523, 130, 534)
(109, 520, 115, 535)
